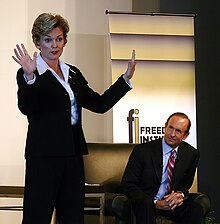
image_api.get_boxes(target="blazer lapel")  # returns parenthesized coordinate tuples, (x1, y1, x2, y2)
(68, 69, 78, 90)
(172, 144, 188, 183)
(151, 140, 163, 183)
(68, 69, 81, 103)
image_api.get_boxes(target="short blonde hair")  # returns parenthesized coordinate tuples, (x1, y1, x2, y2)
(32, 13, 69, 44)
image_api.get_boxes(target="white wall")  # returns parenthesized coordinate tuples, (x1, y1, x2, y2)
(0, 0, 132, 223)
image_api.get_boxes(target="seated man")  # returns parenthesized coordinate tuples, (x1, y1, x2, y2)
(121, 112, 203, 224)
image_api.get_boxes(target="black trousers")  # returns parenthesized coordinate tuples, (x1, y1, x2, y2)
(132, 195, 204, 224)
(22, 156, 85, 224)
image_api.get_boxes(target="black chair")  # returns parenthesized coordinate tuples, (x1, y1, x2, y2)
(84, 143, 211, 224)
(110, 190, 211, 224)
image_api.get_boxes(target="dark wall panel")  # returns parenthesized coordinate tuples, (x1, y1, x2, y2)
(160, 0, 196, 13)
(195, 0, 220, 221)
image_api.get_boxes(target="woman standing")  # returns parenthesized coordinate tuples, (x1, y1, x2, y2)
(12, 13, 135, 224)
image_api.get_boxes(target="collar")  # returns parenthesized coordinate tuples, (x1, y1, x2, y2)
(36, 53, 70, 82)
(162, 137, 178, 156)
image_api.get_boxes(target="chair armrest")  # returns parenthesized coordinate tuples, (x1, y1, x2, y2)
(188, 192, 211, 216)
(110, 194, 128, 217)
(109, 193, 132, 224)
(103, 180, 121, 193)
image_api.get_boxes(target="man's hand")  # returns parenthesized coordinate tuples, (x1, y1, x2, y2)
(156, 191, 184, 211)
(155, 198, 171, 211)
(164, 191, 184, 210)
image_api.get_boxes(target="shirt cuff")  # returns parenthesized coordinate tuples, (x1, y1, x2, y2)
(126, 79, 132, 88)
(23, 73, 36, 84)
(177, 191, 185, 199)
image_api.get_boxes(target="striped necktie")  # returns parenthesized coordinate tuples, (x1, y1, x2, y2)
(167, 149, 177, 193)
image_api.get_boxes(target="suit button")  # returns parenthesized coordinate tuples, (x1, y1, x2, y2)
(66, 109, 69, 112)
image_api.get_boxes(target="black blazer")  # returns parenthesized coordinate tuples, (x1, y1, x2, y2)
(17, 65, 131, 158)
(121, 138, 200, 200)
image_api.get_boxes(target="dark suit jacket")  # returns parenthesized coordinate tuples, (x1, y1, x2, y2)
(121, 138, 200, 201)
(17, 64, 131, 158)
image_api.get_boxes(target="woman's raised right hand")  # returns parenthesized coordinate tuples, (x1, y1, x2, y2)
(12, 44, 37, 81)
